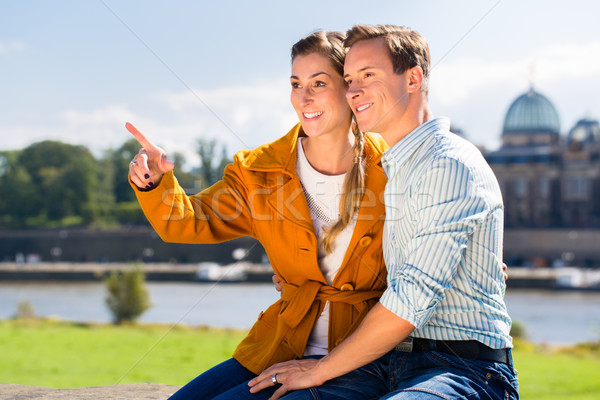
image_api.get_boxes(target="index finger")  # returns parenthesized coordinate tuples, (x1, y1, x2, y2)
(125, 122, 156, 150)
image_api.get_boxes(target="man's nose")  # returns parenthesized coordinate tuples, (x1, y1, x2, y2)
(347, 84, 362, 100)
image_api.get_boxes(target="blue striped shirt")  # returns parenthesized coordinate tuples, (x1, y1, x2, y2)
(379, 117, 513, 349)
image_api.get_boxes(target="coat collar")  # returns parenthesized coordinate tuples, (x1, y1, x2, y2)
(240, 123, 387, 258)
(238, 123, 304, 176)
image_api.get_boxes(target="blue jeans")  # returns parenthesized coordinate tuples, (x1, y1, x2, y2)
(381, 349, 519, 399)
(168, 358, 275, 400)
(168, 355, 390, 400)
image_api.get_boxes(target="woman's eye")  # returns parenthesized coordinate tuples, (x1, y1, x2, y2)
(291, 82, 301, 89)
(365, 72, 373, 78)
(314, 81, 326, 87)
(345, 79, 352, 85)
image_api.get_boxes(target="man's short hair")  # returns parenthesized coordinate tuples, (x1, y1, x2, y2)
(345, 25, 430, 95)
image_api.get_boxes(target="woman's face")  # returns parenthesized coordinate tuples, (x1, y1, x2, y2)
(290, 53, 352, 139)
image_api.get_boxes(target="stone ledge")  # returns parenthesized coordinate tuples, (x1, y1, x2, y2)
(0, 383, 181, 400)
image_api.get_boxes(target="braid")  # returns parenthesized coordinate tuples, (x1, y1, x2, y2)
(321, 120, 366, 253)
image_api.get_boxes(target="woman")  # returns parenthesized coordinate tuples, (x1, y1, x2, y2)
(128, 31, 389, 400)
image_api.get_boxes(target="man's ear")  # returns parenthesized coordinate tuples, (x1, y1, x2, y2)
(407, 66, 424, 93)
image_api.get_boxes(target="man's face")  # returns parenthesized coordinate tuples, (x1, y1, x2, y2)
(343, 38, 409, 135)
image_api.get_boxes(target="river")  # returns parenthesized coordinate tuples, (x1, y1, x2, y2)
(1, 281, 599, 345)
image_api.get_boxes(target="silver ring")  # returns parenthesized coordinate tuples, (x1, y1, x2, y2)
(271, 373, 278, 385)
(130, 160, 137, 167)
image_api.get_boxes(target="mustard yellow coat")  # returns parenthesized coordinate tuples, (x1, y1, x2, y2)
(132, 123, 388, 374)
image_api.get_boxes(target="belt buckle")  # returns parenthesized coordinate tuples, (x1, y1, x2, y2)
(395, 337, 413, 352)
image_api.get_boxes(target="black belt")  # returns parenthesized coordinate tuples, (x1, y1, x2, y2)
(395, 337, 512, 366)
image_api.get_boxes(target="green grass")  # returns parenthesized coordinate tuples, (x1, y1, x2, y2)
(1, 319, 599, 399)
(513, 340, 600, 399)
(0, 319, 245, 388)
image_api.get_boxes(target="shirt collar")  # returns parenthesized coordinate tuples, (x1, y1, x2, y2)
(381, 117, 451, 174)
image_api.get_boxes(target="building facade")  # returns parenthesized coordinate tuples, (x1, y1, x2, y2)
(484, 87, 600, 267)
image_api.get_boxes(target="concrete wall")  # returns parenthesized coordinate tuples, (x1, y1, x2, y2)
(0, 227, 266, 264)
(504, 229, 600, 267)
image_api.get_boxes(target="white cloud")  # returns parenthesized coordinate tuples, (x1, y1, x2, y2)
(429, 41, 600, 150)
(0, 40, 25, 55)
(154, 79, 298, 152)
(431, 41, 600, 107)
(0, 79, 300, 171)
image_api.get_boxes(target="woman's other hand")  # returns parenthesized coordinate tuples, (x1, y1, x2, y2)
(272, 274, 284, 294)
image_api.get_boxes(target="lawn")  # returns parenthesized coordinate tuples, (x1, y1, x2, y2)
(0, 319, 245, 388)
(1, 319, 599, 399)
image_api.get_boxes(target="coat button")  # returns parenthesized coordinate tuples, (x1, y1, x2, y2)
(340, 283, 354, 291)
(359, 236, 372, 247)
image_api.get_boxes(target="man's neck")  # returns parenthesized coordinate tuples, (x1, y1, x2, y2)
(381, 102, 433, 148)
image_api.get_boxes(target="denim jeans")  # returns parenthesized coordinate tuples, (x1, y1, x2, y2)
(380, 349, 519, 400)
(168, 355, 390, 400)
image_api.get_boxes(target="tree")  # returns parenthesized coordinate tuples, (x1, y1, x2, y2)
(0, 151, 36, 227)
(109, 138, 142, 204)
(104, 266, 151, 324)
(17, 140, 99, 226)
(194, 138, 230, 189)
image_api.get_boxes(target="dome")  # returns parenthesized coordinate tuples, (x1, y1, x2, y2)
(568, 118, 600, 144)
(503, 88, 561, 135)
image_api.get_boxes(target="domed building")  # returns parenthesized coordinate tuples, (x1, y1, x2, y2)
(485, 87, 600, 267)
(501, 88, 561, 147)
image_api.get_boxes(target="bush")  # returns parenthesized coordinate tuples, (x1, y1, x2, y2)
(15, 300, 36, 319)
(510, 320, 527, 339)
(104, 266, 151, 324)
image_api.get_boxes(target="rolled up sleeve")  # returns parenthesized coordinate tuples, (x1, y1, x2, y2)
(380, 157, 489, 329)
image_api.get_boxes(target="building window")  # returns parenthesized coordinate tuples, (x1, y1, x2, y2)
(565, 176, 589, 199)
(515, 178, 528, 198)
(538, 178, 550, 198)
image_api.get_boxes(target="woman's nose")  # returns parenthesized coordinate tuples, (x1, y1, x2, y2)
(299, 87, 313, 106)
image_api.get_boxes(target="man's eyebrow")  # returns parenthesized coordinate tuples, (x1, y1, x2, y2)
(290, 71, 330, 80)
(343, 66, 376, 79)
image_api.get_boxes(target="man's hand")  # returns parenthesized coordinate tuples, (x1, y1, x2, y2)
(126, 122, 174, 190)
(248, 358, 322, 400)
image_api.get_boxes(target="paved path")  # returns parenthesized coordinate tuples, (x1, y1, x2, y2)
(0, 383, 180, 400)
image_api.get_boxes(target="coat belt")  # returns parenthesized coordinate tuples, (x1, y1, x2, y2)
(279, 280, 383, 329)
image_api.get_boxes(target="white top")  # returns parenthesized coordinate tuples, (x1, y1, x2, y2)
(296, 137, 357, 356)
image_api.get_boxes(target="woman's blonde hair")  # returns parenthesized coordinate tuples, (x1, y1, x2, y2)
(291, 31, 366, 253)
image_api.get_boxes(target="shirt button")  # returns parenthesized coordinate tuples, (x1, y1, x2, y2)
(359, 236, 372, 247)
(340, 283, 354, 291)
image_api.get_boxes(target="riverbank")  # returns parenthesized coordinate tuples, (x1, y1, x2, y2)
(0, 262, 274, 283)
(2, 262, 600, 290)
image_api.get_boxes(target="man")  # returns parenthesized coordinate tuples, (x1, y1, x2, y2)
(249, 24, 518, 399)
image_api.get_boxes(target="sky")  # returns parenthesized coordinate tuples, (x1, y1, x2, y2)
(1, 0, 599, 166)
